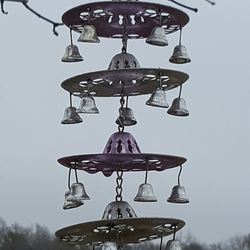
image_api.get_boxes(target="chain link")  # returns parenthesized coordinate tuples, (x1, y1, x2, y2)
(115, 170, 124, 201)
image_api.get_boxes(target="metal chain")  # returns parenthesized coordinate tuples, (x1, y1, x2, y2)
(118, 83, 125, 132)
(115, 170, 124, 201)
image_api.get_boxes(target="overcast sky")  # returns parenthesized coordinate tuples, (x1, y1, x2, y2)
(0, 0, 250, 245)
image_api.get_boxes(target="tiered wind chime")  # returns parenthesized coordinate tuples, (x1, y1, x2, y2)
(56, 1, 197, 249)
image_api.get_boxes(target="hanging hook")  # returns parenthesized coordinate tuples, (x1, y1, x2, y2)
(69, 28, 73, 45)
(159, 237, 163, 250)
(173, 224, 177, 240)
(1, 0, 7, 14)
(178, 27, 182, 46)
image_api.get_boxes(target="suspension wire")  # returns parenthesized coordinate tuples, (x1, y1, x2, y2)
(116, 229, 124, 250)
(70, 28, 73, 45)
(68, 168, 72, 190)
(69, 93, 73, 107)
(118, 82, 125, 132)
(144, 158, 149, 184)
(178, 85, 182, 98)
(159, 237, 163, 250)
(173, 225, 177, 240)
(204, 0, 216, 5)
(177, 165, 183, 186)
(122, 15, 128, 53)
(179, 27, 182, 46)
(74, 163, 79, 183)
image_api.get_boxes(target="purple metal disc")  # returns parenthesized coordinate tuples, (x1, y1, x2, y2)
(57, 153, 186, 175)
(62, 1, 189, 39)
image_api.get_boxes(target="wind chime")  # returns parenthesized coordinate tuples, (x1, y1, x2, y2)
(57, 1, 195, 249)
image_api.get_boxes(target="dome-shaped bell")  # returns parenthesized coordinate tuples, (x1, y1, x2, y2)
(63, 191, 83, 210)
(116, 107, 137, 127)
(167, 185, 189, 204)
(78, 25, 100, 43)
(77, 96, 99, 114)
(102, 242, 117, 250)
(165, 240, 182, 250)
(61, 44, 83, 63)
(102, 201, 137, 220)
(103, 131, 141, 154)
(108, 52, 141, 70)
(167, 98, 189, 117)
(169, 45, 191, 64)
(146, 27, 168, 46)
(134, 183, 158, 202)
(70, 183, 90, 200)
(61, 107, 83, 124)
(146, 89, 169, 108)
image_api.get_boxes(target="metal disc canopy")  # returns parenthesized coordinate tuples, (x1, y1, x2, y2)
(61, 68, 189, 97)
(62, 1, 189, 39)
(56, 217, 185, 246)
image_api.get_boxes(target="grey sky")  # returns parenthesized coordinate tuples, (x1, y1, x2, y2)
(0, 0, 250, 245)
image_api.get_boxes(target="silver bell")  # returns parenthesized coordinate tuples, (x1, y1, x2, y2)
(70, 183, 90, 200)
(78, 25, 100, 43)
(146, 89, 169, 108)
(102, 201, 137, 219)
(61, 107, 83, 124)
(116, 107, 137, 126)
(169, 45, 191, 64)
(61, 44, 83, 63)
(77, 96, 99, 114)
(63, 191, 83, 210)
(108, 52, 141, 70)
(165, 240, 182, 250)
(146, 27, 168, 46)
(102, 242, 118, 250)
(134, 183, 158, 202)
(167, 185, 189, 204)
(167, 98, 189, 117)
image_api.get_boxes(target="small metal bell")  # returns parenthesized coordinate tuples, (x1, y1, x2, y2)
(78, 25, 100, 43)
(165, 240, 182, 250)
(102, 242, 118, 250)
(77, 96, 99, 114)
(167, 185, 189, 204)
(169, 45, 191, 64)
(63, 191, 83, 210)
(116, 107, 137, 126)
(61, 106, 83, 124)
(102, 201, 137, 219)
(134, 183, 158, 202)
(70, 183, 90, 200)
(167, 98, 189, 117)
(146, 27, 168, 46)
(146, 89, 169, 108)
(61, 44, 83, 63)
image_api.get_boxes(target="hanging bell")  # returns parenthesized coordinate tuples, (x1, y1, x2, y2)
(78, 25, 100, 43)
(70, 183, 90, 200)
(165, 240, 182, 250)
(61, 44, 83, 63)
(169, 45, 191, 64)
(167, 185, 189, 204)
(63, 191, 83, 210)
(116, 107, 137, 126)
(167, 98, 189, 117)
(61, 107, 83, 124)
(146, 27, 168, 46)
(134, 183, 158, 202)
(102, 242, 118, 250)
(77, 96, 99, 114)
(146, 89, 169, 108)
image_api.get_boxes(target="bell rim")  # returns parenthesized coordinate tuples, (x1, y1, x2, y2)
(167, 197, 189, 204)
(134, 197, 158, 202)
(169, 57, 191, 64)
(61, 57, 84, 63)
(63, 200, 84, 210)
(77, 38, 100, 43)
(167, 109, 189, 117)
(146, 101, 169, 108)
(77, 109, 99, 114)
(146, 38, 168, 47)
